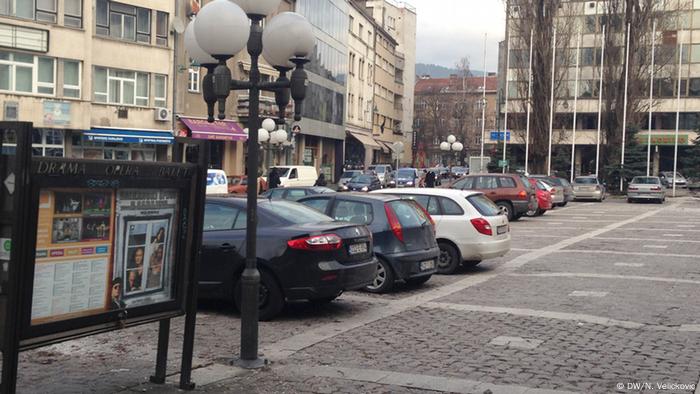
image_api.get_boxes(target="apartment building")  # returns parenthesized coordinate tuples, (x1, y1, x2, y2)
(1, 0, 177, 160)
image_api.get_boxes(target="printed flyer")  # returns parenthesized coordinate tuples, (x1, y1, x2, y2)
(31, 188, 179, 325)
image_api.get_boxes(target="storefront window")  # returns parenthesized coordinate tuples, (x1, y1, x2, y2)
(71, 135, 156, 161)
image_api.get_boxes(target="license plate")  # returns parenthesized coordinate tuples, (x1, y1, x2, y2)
(420, 260, 435, 271)
(497, 225, 508, 235)
(348, 243, 368, 255)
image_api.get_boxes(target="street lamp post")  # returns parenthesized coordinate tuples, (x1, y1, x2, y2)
(439, 135, 464, 167)
(185, 0, 314, 369)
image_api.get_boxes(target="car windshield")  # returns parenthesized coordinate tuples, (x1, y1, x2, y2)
(370, 166, 386, 173)
(632, 177, 660, 185)
(397, 170, 415, 178)
(341, 171, 360, 178)
(206, 174, 215, 186)
(467, 194, 500, 216)
(268, 168, 290, 177)
(260, 200, 333, 224)
(312, 187, 335, 193)
(574, 177, 597, 184)
(452, 167, 466, 173)
(536, 180, 551, 191)
(351, 175, 374, 184)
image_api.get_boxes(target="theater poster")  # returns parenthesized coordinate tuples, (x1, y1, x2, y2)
(30, 188, 179, 325)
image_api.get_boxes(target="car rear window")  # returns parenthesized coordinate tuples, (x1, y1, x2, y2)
(341, 171, 360, 178)
(352, 175, 374, 183)
(631, 177, 660, 185)
(574, 177, 597, 184)
(332, 200, 374, 225)
(260, 200, 333, 224)
(388, 200, 425, 228)
(467, 194, 501, 216)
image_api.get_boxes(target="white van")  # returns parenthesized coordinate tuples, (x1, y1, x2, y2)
(206, 169, 229, 195)
(268, 166, 318, 187)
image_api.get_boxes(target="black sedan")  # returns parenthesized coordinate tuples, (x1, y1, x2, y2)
(199, 197, 377, 320)
(339, 175, 382, 192)
(261, 186, 335, 201)
(298, 193, 439, 293)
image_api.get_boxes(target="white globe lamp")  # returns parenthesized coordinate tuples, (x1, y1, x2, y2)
(194, 0, 250, 57)
(229, 0, 281, 16)
(440, 142, 450, 151)
(262, 12, 315, 68)
(447, 135, 457, 144)
(258, 128, 270, 143)
(452, 142, 464, 152)
(184, 22, 217, 65)
(262, 118, 277, 132)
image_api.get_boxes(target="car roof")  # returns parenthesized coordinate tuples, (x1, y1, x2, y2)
(325, 193, 399, 202)
(372, 187, 482, 198)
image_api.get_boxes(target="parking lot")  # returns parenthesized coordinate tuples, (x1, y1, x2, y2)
(14, 195, 700, 393)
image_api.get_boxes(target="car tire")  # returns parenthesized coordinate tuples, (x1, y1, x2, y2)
(463, 260, 482, 267)
(309, 292, 342, 304)
(437, 242, 461, 274)
(627, 198, 633, 204)
(561, 201, 568, 207)
(496, 201, 514, 221)
(657, 199, 665, 204)
(233, 269, 285, 321)
(364, 258, 394, 293)
(535, 208, 546, 216)
(405, 275, 432, 286)
(511, 213, 523, 222)
(526, 208, 537, 217)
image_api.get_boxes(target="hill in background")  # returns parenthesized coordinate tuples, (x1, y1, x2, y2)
(416, 63, 485, 78)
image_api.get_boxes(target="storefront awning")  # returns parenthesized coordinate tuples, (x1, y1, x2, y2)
(347, 131, 381, 149)
(179, 116, 247, 141)
(377, 140, 393, 154)
(85, 127, 174, 145)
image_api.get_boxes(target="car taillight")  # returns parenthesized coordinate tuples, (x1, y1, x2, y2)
(412, 201, 436, 235)
(518, 190, 527, 199)
(628, 186, 638, 191)
(471, 218, 493, 236)
(287, 234, 342, 251)
(384, 203, 404, 242)
(651, 186, 661, 191)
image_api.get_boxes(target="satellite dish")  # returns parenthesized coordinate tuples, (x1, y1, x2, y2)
(171, 18, 186, 34)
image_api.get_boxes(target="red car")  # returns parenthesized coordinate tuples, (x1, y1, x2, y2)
(527, 178, 552, 217)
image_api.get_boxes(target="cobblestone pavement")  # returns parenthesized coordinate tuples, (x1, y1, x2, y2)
(9, 197, 700, 393)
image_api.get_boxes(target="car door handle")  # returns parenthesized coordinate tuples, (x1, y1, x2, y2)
(220, 243, 236, 252)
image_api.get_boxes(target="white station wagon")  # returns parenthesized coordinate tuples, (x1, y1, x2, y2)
(372, 188, 511, 274)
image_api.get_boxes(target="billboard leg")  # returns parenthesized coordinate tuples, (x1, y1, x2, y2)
(149, 319, 171, 384)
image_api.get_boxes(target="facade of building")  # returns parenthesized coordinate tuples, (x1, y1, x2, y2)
(500, 1, 700, 176)
(362, 0, 416, 164)
(1, 0, 177, 160)
(414, 74, 498, 168)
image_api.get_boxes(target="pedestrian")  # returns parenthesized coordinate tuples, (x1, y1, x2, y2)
(314, 173, 327, 187)
(426, 171, 436, 188)
(268, 168, 281, 189)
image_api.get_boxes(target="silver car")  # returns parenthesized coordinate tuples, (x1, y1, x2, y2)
(659, 171, 688, 189)
(627, 176, 665, 204)
(572, 176, 606, 202)
(338, 170, 362, 187)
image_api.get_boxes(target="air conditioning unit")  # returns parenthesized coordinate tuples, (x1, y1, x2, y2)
(154, 107, 172, 122)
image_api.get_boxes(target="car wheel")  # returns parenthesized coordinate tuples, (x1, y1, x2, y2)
(627, 198, 633, 204)
(657, 198, 665, 204)
(437, 242, 461, 274)
(233, 269, 284, 321)
(511, 213, 523, 222)
(526, 208, 537, 217)
(405, 275, 432, 286)
(496, 201, 514, 221)
(364, 258, 394, 293)
(561, 201, 568, 207)
(535, 208, 546, 216)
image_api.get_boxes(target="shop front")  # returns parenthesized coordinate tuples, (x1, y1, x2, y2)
(176, 116, 247, 174)
(345, 130, 381, 169)
(74, 127, 174, 161)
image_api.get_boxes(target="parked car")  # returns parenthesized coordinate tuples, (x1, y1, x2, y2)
(206, 169, 229, 195)
(445, 174, 537, 221)
(572, 176, 606, 202)
(268, 166, 318, 188)
(340, 174, 382, 192)
(540, 179, 565, 206)
(659, 171, 688, 189)
(527, 178, 553, 217)
(531, 175, 573, 206)
(627, 176, 665, 204)
(199, 197, 377, 320)
(393, 168, 420, 188)
(372, 188, 510, 274)
(228, 175, 268, 195)
(367, 164, 393, 187)
(298, 193, 439, 293)
(451, 166, 469, 178)
(261, 186, 335, 201)
(338, 170, 363, 187)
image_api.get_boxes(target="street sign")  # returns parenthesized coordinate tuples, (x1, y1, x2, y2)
(498, 160, 509, 168)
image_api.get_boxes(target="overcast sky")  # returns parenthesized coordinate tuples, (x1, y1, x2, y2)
(411, 0, 505, 72)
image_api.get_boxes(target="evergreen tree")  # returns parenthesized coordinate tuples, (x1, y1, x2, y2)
(603, 126, 647, 192)
(680, 133, 700, 179)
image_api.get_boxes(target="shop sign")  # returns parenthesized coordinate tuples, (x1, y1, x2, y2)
(637, 134, 689, 146)
(43, 101, 71, 127)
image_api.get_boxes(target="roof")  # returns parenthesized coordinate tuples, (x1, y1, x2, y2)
(326, 193, 401, 203)
(371, 188, 483, 198)
(415, 75, 498, 95)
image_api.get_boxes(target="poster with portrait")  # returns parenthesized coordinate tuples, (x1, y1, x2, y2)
(112, 189, 178, 308)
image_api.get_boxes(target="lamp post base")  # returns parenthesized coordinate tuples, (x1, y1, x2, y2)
(232, 357, 267, 369)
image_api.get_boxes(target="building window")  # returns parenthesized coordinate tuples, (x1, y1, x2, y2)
(36, 0, 57, 22)
(0, 50, 55, 95)
(93, 66, 150, 106)
(188, 66, 200, 92)
(154, 74, 167, 107)
(0, 0, 58, 22)
(71, 136, 155, 161)
(64, 0, 82, 27)
(156, 11, 168, 46)
(349, 15, 354, 32)
(358, 97, 363, 122)
(63, 59, 80, 98)
(32, 128, 64, 156)
(96, 0, 153, 44)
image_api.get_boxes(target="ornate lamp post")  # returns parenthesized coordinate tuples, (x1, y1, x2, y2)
(439, 135, 464, 167)
(185, 0, 314, 369)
